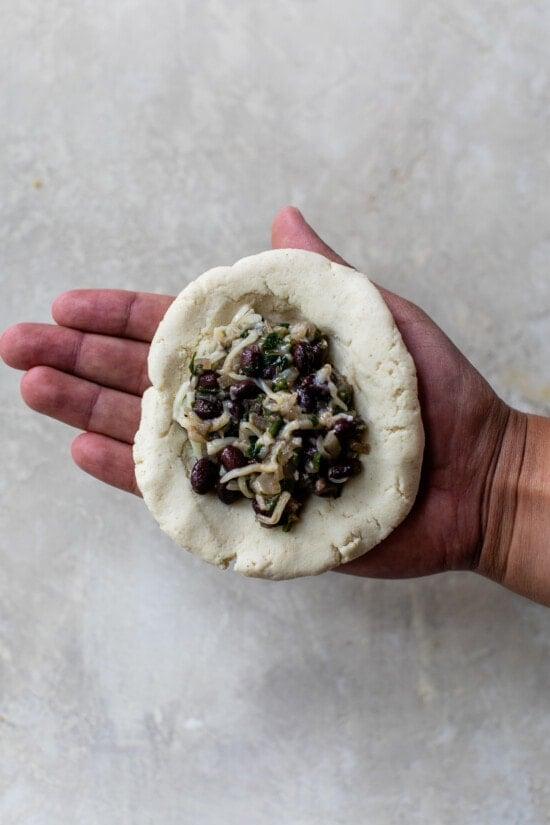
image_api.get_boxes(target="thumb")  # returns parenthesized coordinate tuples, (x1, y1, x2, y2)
(271, 206, 350, 267)
(271, 206, 428, 337)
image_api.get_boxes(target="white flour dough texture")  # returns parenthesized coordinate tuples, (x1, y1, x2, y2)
(134, 249, 424, 579)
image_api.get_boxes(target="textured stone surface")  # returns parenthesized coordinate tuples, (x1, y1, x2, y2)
(1, 2, 550, 823)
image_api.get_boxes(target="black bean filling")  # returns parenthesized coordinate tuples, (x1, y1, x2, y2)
(174, 307, 366, 530)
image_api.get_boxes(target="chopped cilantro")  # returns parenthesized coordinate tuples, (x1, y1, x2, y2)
(189, 352, 198, 375)
(311, 451, 322, 473)
(268, 417, 284, 438)
(262, 332, 282, 351)
(273, 378, 288, 392)
(263, 352, 289, 370)
(247, 439, 262, 460)
(309, 414, 319, 427)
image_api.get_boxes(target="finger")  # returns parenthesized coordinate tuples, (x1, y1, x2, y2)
(52, 290, 174, 343)
(1, 323, 150, 395)
(71, 432, 140, 495)
(271, 206, 351, 266)
(21, 366, 141, 443)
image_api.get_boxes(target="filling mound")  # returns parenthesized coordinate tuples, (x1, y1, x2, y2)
(173, 306, 366, 530)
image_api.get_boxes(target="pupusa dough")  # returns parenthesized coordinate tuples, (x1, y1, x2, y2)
(133, 249, 424, 579)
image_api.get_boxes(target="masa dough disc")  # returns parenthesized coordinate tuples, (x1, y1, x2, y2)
(134, 249, 424, 579)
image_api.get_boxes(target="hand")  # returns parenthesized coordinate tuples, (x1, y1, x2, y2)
(0, 208, 530, 591)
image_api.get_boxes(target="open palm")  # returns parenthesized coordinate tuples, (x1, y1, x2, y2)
(1, 208, 509, 580)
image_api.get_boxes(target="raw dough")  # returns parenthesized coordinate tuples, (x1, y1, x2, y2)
(134, 249, 424, 579)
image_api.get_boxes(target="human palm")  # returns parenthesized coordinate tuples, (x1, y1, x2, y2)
(1, 208, 509, 579)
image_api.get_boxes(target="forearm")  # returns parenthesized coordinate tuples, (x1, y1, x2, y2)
(479, 411, 550, 606)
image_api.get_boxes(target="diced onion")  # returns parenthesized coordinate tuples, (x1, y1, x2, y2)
(238, 476, 254, 498)
(320, 430, 341, 458)
(251, 472, 281, 496)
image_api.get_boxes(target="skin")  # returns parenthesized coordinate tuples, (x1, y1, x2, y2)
(1, 207, 548, 603)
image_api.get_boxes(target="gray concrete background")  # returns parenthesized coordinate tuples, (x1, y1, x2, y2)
(1, 2, 550, 823)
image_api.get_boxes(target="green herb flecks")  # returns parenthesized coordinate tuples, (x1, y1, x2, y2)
(263, 352, 289, 371)
(311, 451, 322, 473)
(268, 416, 284, 438)
(262, 332, 283, 351)
(247, 438, 262, 461)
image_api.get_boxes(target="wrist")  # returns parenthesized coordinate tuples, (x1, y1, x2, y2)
(478, 409, 550, 605)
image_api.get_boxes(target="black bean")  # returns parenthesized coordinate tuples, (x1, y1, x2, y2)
(311, 340, 327, 369)
(261, 363, 277, 380)
(314, 478, 341, 498)
(193, 397, 223, 420)
(220, 445, 248, 471)
(230, 380, 260, 401)
(240, 344, 262, 377)
(333, 418, 357, 440)
(292, 342, 316, 375)
(298, 373, 316, 390)
(196, 371, 219, 391)
(299, 373, 330, 399)
(228, 400, 242, 421)
(216, 482, 242, 505)
(328, 458, 362, 482)
(190, 458, 218, 494)
(296, 378, 330, 412)
(297, 386, 316, 413)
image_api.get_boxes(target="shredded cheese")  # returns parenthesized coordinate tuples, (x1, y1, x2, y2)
(256, 492, 291, 525)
